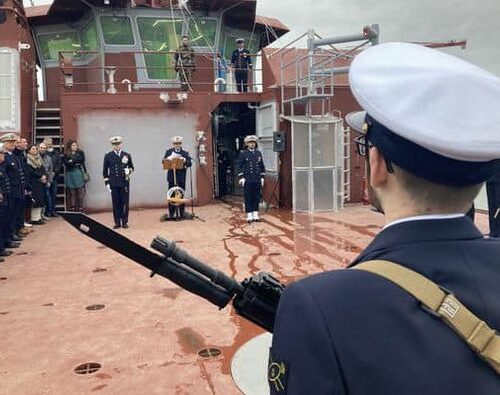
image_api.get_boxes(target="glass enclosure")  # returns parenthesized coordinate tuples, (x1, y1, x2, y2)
(137, 17, 183, 80)
(187, 18, 217, 48)
(82, 18, 100, 51)
(292, 117, 345, 212)
(100, 16, 135, 45)
(39, 32, 81, 60)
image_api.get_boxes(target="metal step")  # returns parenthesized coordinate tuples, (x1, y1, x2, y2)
(36, 117, 61, 121)
(36, 126, 61, 130)
(34, 135, 61, 139)
(36, 108, 60, 112)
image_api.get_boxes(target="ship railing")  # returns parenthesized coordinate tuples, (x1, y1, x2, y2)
(58, 50, 264, 94)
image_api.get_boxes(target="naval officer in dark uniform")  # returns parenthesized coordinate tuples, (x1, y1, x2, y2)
(486, 172, 500, 237)
(231, 38, 253, 92)
(163, 136, 192, 220)
(0, 143, 13, 260)
(103, 136, 134, 229)
(269, 43, 500, 394)
(237, 135, 266, 223)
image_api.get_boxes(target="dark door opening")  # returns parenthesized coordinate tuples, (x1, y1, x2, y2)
(213, 102, 256, 198)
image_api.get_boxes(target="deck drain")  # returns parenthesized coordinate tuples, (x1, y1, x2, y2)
(86, 304, 105, 311)
(42, 303, 55, 307)
(197, 348, 222, 359)
(268, 253, 282, 257)
(0, 277, 7, 281)
(92, 268, 108, 273)
(74, 362, 101, 375)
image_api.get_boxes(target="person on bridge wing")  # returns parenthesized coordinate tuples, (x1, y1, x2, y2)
(163, 136, 192, 220)
(231, 38, 253, 92)
(237, 135, 266, 223)
(174, 35, 196, 92)
(103, 136, 134, 229)
(269, 43, 500, 394)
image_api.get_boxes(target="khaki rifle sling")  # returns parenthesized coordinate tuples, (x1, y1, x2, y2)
(355, 260, 500, 375)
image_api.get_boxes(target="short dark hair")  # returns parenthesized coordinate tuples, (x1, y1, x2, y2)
(393, 165, 482, 212)
(182, 35, 189, 39)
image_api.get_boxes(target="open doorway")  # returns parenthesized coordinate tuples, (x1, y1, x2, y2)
(213, 102, 256, 198)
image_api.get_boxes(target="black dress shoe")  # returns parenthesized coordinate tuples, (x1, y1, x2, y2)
(113, 224, 121, 229)
(0, 257, 4, 263)
(122, 224, 129, 229)
(31, 220, 44, 225)
(0, 250, 13, 257)
(12, 234, 22, 242)
(5, 242, 21, 249)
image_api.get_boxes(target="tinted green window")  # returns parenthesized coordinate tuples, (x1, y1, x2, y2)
(39, 32, 81, 61)
(137, 17, 183, 80)
(100, 16, 134, 45)
(188, 18, 217, 48)
(82, 19, 99, 51)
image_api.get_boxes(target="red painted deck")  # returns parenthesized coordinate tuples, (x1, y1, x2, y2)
(0, 203, 489, 394)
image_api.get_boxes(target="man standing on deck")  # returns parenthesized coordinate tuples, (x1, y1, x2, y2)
(231, 38, 253, 92)
(174, 35, 196, 92)
(163, 136, 192, 220)
(237, 135, 266, 223)
(103, 136, 134, 229)
(269, 43, 500, 394)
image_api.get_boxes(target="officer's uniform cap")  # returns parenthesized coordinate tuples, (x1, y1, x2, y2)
(109, 136, 123, 145)
(172, 136, 183, 143)
(348, 42, 500, 186)
(236, 38, 245, 44)
(244, 135, 258, 144)
(0, 133, 19, 142)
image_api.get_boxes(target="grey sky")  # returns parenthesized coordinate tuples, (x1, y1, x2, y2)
(25, 0, 500, 75)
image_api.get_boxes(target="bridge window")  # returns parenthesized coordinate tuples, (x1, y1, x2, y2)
(39, 31, 81, 61)
(0, 49, 19, 132)
(187, 18, 217, 48)
(100, 16, 134, 46)
(82, 18, 99, 51)
(137, 17, 183, 80)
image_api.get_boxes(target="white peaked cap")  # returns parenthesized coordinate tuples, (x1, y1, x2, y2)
(349, 42, 500, 162)
(171, 136, 183, 143)
(109, 136, 123, 144)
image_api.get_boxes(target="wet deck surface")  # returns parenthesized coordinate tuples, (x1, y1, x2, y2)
(0, 202, 489, 394)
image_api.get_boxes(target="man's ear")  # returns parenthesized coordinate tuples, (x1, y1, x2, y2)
(369, 147, 389, 188)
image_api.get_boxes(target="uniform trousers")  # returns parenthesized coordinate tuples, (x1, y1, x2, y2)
(244, 181, 261, 213)
(7, 197, 23, 240)
(0, 202, 8, 250)
(486, 181, 500, 237)
(111, 186, 129, 226)
(235, 70, 249, 92)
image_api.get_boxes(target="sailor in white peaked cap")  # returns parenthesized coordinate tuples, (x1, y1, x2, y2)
(270, 43, 500, 395)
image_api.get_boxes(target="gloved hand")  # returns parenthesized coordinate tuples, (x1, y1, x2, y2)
(261, 178, 264, 187)
(124, 168, 131, 176)
(239, 178, 246, 187)
(106, 183, 111, 192)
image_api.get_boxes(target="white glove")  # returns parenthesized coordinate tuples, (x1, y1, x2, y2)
(124, 168, 131, 176)
(261, 178, 264, 187)
(239, 178, 246, 187)
(106, 184, 111, 192)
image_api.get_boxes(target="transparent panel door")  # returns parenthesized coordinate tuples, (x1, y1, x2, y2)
(294, 170, 309, 211)
(313, 169, 334, 211)
(293, 122, 309, 168)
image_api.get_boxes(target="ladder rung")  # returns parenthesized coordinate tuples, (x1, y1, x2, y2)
(35, 135, 61, 139)
(36, 126, 61, 130)
(36, 117, 61, 120)
(37, 108, 60, 111)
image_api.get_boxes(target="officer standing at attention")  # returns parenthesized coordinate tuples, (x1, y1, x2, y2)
(0, 143, 12, 261)
(163, 136, 192, 220)
(174, 35, 196, 92)
(237, 135, 265, 223)
(231, 38, 253, 92)
(486, 171, 500, 237)
(269, 43, 500, 394)
(0, 133, 23, 250)
(103, 136, 134, 229)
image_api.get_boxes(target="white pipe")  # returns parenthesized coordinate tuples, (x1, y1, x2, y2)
(122, 79, 132, 93)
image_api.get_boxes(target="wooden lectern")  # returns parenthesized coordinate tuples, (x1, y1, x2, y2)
(162, 157, 185, 185)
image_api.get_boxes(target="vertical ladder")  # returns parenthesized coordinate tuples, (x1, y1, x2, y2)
(33, 106, 66, 211)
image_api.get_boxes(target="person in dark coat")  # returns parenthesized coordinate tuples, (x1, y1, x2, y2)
(237, 135, 266, 223)
(163, 136, 192, 220)
(231, 38, 253, 92)
(269, 43, 500, 394)
(0, 143, 12, 260)
(13, 136, 30, 234)
(26, 144, 47, 225)
(43, 137, 61, 217)
(63, 140, 86, 212)
(486, 172, 500, 237)
(0, 133, 23, 249)
(103, 136, 134, 229)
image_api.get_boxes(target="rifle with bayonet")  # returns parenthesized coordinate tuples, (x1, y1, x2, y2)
(60, 212, 285, 332)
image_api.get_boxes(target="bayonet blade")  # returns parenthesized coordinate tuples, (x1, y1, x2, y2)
(60, 212, 163, 271)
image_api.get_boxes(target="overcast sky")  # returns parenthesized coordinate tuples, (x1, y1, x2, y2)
(25, 0, 500, 75)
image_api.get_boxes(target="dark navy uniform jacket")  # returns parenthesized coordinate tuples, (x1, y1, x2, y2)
(3, 152, 23, 199)
(237, 149, 266, 183)
(0, 163, 10, 208)
(270, 216, 500, 395)
(103, 150, 134, 188)
(231, 48, 253, 69)
(163, 148, 192, 186)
